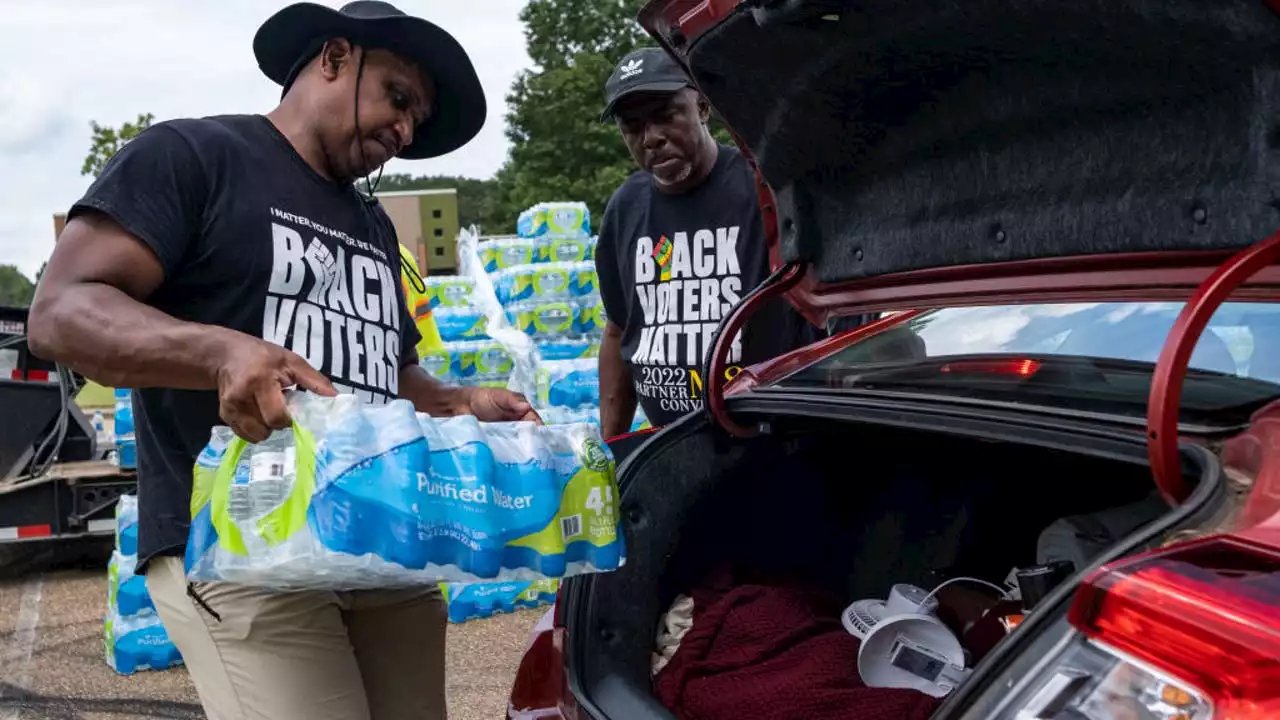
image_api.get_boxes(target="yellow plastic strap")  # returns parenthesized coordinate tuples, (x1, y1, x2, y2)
(191, 461, 217, 519)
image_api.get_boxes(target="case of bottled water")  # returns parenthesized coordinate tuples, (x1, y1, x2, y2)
(439, 578, 559, 623)
(184, 392, 624, 590)
(104, 494, 183, 675)
(104, 611, 183, 675)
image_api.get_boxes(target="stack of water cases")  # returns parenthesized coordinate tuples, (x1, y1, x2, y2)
(415, 206, 650, 622)
(426, 203, 651, 433)
(112, 389, 136, 470)
(104, 494, 183, 674)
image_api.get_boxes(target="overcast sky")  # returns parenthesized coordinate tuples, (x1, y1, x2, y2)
(0, 0, 531, 278)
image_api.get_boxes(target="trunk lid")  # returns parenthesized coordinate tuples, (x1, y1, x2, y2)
(637, 0, 1280, 324)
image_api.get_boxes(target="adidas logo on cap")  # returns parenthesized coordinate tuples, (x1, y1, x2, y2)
(619, 57, 643, 80)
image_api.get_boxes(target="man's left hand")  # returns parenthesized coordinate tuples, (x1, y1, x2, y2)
(459, 386, 541, 423)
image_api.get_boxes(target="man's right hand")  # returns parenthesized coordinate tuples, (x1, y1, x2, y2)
(214, 335, 337, 443)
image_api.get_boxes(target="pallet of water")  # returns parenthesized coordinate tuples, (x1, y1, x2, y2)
(104, 495, 183, 675)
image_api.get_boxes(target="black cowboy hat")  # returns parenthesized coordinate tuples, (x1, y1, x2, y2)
(254, 1, 486, 160)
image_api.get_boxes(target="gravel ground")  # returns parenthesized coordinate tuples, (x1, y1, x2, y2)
(0, 539, 541, 719)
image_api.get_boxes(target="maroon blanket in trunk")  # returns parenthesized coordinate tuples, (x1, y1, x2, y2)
(653, 568, 941, 720)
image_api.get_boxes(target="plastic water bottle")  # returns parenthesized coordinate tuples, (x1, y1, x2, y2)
(472, 342, 514, 387)
(92, 411, 108, 445)
(241, 434, 294, 520)
(113, 389, 136, 470)
(227, 463, 252, 522)
(113, 390, 133, 435)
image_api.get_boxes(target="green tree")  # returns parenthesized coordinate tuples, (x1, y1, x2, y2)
(0, 265, 35, 307)
(498, 0, 733, 233)
(498, 0, 649, 231)
(81, 112, 154, 178)
(520, 0, 648, 71)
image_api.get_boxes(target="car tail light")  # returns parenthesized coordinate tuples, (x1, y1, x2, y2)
(995, 536, 1280, 718)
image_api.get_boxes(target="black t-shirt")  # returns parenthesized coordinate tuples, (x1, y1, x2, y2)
(69, 114, 420, 570)
(595, 144, 818, 427)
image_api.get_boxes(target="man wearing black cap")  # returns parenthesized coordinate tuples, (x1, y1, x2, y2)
(28, 3, 525, 718)
(595, 47, 819, 439)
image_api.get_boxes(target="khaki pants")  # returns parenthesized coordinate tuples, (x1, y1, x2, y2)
(146, 556, 447, 720)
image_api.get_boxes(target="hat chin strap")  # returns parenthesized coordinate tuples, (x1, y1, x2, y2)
(353, 49, 385, 204)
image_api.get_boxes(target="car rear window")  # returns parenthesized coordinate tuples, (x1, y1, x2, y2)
(772, 302, 1280, 427)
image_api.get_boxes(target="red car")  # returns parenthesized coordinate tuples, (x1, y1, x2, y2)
(510, 0, 1280, 717)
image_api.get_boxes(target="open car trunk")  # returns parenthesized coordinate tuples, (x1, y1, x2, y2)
(562, 406, 1226, 719)
(555, 0, 1276, 715)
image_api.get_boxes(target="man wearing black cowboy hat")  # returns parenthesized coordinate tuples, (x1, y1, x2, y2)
(29, 3, 522, 717)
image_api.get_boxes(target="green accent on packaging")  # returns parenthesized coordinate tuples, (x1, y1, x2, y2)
(475, 345, 514, 376)
(191, 462, 217, 520)
(546, 207, 586, 236)
(533, 267, 572, 296)
(574, 269, 598, 294)
(463, 316, 489, 338)
(551, 238, 587, 262)
(421, 348, 452, 378)
(507, 448, 619, 556)
(525, 302, 575, 335)
(107, 557, 120, 608)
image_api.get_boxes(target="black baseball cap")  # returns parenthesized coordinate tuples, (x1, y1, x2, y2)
(600, 47, 693, 122)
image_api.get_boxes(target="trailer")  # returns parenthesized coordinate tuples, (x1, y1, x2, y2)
(0, 305, 134, 543)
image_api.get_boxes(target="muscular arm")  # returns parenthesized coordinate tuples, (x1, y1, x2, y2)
(599, 321, 637, 440)
(27, 213, 239, 390)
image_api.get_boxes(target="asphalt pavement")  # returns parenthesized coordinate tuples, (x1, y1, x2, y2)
(0, 539, 540, 720)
